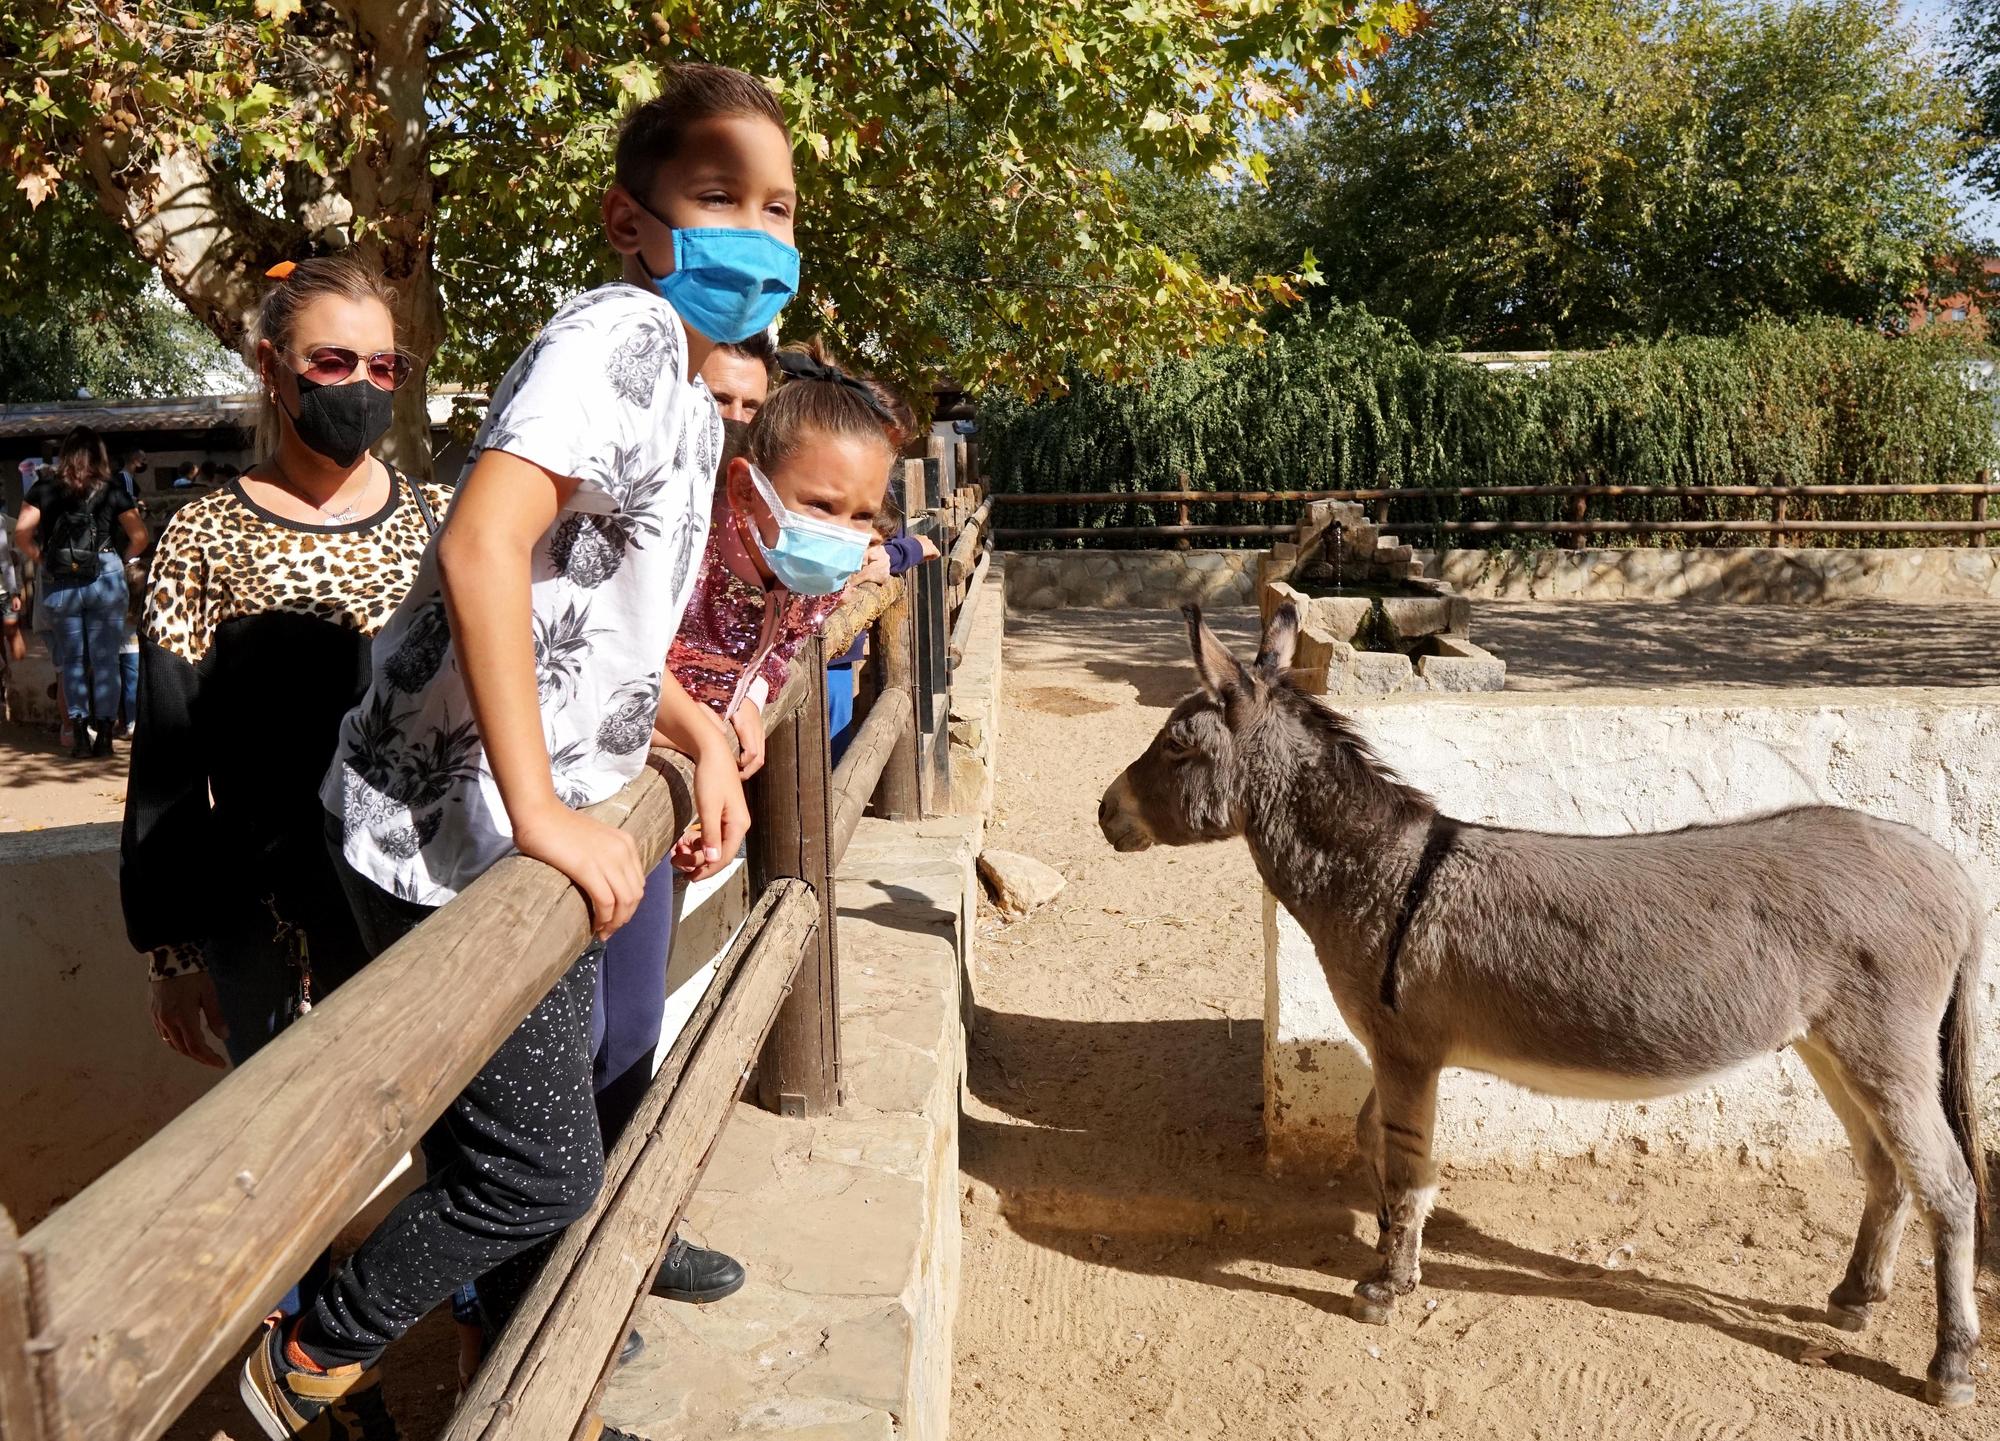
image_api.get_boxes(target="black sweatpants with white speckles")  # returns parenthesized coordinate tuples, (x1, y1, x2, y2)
(297, 845, 606, 1369)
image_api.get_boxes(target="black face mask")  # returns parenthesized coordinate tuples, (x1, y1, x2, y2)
(287, 373, 395, 466)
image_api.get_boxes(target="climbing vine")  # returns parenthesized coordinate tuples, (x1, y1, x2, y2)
(982, 310, 1999, 548)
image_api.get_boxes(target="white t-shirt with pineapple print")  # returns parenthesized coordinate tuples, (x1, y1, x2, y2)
(321, 282, 720, 905)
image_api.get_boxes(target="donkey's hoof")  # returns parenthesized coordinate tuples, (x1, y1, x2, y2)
(1825, 1301, 1871, 1333)
(1351, 1296, 1394, 1326)
(1923, 1376, 1975, 1410)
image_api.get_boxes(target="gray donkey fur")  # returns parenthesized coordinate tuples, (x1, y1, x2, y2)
(1098, 602, 1989, 1408)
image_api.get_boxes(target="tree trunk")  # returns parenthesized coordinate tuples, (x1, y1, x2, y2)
(79, 0, 444, 478)
(349, 0, 445, 479)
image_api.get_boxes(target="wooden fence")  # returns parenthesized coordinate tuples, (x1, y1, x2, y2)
(992, 478, 2000, 547)
(0, 443, 992, 1441)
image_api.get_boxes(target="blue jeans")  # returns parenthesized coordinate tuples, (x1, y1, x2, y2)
(827, 661, 859, 765)
(40, 553, 126, 720)
(120, 647, 138, 725)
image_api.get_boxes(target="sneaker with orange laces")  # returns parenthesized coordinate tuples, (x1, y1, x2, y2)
(239, 1320, 401, 1440)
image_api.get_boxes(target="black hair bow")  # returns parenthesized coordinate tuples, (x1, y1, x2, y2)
(776, 349, 896, 425)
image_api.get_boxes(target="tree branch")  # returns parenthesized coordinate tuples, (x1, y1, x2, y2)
(79, 132, 303, 356)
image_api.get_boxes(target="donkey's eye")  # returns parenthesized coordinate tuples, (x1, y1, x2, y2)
(1162, 738, 1197, 762)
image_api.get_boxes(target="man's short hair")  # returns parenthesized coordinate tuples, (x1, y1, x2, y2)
(615, 65, 787, 207)
(717, 330, 778, 370)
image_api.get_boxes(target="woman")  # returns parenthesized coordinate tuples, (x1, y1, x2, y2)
(15, 426, 148, 757)
(121, 254, 445, 1319)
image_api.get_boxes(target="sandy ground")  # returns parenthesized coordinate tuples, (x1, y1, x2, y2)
(0, 720, 128, 832)
(954, 607, 1999, 1441)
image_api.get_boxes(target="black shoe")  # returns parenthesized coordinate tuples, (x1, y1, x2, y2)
(651, 1235, 746, 1304)
(90, 717, 113, 756)
(240, 1320, 402, 1439)
(619, 1328, 645, 1367)
(585, 1420, 650, 1441)
(68, 721, 91, 758)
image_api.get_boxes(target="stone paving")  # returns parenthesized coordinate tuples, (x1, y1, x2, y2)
(601, 816, 977, 1441)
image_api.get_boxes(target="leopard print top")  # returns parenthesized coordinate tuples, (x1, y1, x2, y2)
(135, 470, 449, 980)
(144, 472, 450, 669)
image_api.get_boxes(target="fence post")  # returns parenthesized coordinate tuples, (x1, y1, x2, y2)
(1567, 489, 1589, 549)
(0, 1207, 50, 1441)
(873, 583, 922, 822)
(1176, 500, 1191, 549)
(749, 638, 839, 1116)
(1977, 470, 1990, 548)
(1771, 493, 1789, 549)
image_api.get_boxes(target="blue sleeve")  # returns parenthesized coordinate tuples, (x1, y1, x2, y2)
(885, 534, 926, 576)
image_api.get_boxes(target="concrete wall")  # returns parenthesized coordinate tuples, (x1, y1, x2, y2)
(1265, 687, 2000, 1173)
(0, 824, 219, 1226)
(0, 818, 747, 1232)
(1424, 545, 2000, 603)
(1004, 549, 1257, 610)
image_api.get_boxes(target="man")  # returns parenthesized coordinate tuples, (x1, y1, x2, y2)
(115, 450, 148, 499)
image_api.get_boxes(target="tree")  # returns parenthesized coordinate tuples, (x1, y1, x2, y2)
(0, 190, 238, 402)
(1952, 0, 2000, 218)
(1, 0, 1416, 472)
(1252, 0, 1972, 348)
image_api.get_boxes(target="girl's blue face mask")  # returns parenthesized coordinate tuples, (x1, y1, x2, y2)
(744, 462, 871, 596)
(630, 196, 799, 344)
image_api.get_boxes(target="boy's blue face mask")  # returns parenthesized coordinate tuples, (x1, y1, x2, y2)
(630, 195, 799, 344)
(744, 462, 871, 596)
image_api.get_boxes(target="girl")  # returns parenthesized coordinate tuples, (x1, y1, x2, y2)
(15, 426, 149, 757)
(595, 343, 912, 1308)
(121, 254, 442, 1320)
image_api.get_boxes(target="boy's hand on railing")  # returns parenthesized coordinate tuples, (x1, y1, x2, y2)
(731, 699, 767, 779)
(514, 803, 646, 940)
(150, 972, 229, 1069)
(914, 534, 941, 562)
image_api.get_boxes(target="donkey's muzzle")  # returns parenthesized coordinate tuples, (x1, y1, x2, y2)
(1098, 775, 1154, 852)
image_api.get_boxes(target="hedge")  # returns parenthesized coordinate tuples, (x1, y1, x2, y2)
(980, 309, 1999, 548)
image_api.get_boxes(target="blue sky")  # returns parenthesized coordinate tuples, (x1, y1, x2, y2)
(1906, 0, 2000, 238)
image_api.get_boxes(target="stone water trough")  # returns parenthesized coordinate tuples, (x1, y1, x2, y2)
(1258, 500, 1505, 696)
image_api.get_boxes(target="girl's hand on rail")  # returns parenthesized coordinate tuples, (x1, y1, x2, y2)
(731, 699, 766, 779)
(150, 972, 229, 1069)
(856, 544, 892, 587)
(676, 738, 751, 882)
(514, 803, 646, 940)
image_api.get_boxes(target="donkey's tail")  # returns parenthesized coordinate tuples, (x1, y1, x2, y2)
(1941, 934, 1988, 1260)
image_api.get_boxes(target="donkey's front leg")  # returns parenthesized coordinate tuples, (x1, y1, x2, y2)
(1353, 1062, 1441, 1326)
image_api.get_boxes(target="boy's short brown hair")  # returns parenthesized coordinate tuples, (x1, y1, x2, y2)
(615, 64, 788, 205)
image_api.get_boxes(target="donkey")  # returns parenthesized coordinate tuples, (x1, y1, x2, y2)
(1098, 603, 1989, 1407)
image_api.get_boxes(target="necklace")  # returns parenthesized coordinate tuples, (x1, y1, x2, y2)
(272, 459, 371, 523)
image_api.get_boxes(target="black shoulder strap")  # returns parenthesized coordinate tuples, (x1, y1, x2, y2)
(1380, 814, 1460, 1012)
(402, 468, 440, 536)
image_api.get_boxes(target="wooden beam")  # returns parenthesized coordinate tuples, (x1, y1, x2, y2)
(946, 497, 994, 587)
(0, 1208, 50, 1441)
(21, 755, 695, 1441)
(991, 483, 2000, 505)
(947, 550, 991, 668)
(872, 579, 922, 823)
(749, 638, 839, 1117)
(442, 882, 818, 1441)
(828, 687, 912, 865)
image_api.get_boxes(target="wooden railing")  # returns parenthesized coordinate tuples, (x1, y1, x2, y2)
(0, 441, 994, 1441)
(992, 478, 2000, 547)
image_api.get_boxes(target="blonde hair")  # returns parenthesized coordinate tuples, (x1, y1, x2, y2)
(745, 338, 914, 479)
(251, 255, 398, 454)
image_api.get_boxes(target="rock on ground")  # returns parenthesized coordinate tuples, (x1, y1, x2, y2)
(977, 848, 1066, 917)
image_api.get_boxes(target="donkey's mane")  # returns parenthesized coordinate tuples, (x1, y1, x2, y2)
(1270, 673, 1437, 826)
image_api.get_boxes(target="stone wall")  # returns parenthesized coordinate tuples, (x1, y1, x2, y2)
(1265, 687, 2000, 1174)
(1424, 545, 2000, 603)
(1003, 549, 1258, 610)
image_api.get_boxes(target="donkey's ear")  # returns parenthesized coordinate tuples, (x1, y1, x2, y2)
(1255, 602, 1299, 680)
(1183, 603, 1249, 701)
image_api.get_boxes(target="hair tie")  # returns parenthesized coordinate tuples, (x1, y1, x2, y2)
(776, 350, 896, 426)
(265, 260, 298, 281)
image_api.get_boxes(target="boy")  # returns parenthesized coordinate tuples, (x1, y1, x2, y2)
(241, 65, 799, 1440)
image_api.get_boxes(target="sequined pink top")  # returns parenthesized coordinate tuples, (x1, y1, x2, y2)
(668, 498, 844, 718)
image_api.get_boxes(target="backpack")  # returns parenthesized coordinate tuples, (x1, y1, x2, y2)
(43, 487, 110, 584)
